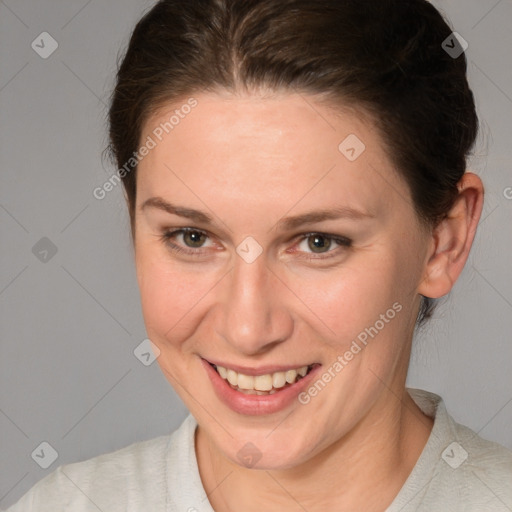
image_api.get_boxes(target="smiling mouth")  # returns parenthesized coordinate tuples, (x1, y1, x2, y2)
(209, 362, 316, 395)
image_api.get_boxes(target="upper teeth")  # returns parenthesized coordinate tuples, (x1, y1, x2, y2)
(215, 365, 309, 391)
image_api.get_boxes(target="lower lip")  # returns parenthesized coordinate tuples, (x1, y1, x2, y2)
(201, 358, 321, 416)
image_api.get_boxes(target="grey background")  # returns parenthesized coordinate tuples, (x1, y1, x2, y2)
(0, 0, 511, 508)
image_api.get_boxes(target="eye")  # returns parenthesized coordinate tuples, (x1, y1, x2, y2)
(159, 228, 352, 261)
(159, 228, 214, 256)
(294, 232, 352, 260)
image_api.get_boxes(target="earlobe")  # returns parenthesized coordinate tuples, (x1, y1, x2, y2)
(418, 172, 484, 299)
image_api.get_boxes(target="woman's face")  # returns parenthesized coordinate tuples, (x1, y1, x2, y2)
(134, 91, 431, 469)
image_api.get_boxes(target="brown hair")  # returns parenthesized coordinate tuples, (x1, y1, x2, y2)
(107, 0, 479, 325)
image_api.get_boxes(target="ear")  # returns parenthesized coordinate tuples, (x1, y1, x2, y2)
(418, 172, 484, 299)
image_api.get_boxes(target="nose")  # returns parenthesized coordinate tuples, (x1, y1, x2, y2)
(217, 251, 294, 356)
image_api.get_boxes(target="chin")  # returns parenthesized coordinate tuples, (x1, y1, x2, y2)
(221, 427, 317, 471)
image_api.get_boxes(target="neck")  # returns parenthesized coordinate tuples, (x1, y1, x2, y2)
(196, 385, 434, 512)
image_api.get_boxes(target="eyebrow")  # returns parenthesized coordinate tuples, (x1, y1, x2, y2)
(140, 196, 374, 231)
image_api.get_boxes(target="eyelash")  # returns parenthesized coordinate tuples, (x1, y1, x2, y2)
(158, 228, 352, 261)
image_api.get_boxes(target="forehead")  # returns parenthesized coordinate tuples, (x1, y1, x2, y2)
(142, 91, 377, 162)
(136, 92, 411, 223)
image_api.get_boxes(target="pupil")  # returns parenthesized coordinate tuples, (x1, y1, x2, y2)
(185, 231, 204, 247)
(309, 235, 330, 253)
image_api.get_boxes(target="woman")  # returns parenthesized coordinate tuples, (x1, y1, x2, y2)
(6, 0, 511, 510)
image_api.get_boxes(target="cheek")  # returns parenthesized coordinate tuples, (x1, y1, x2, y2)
(290, 255, 402, 341)
(286, 249, 419, 380)
(135, 246, 212, 348)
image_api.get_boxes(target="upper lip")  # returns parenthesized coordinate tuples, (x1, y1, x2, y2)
(202, 357, 318, 376)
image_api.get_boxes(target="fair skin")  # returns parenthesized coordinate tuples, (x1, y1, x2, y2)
(133, 90, 483, 511)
